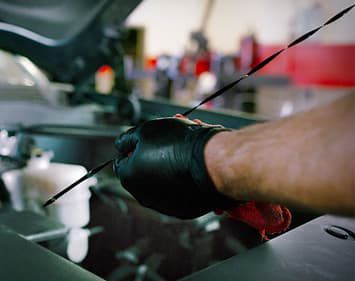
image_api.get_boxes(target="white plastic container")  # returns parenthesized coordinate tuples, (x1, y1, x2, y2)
(1, 169, 25, 211)
(22, 151, 96, 228)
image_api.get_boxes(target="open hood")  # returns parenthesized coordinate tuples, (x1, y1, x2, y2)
(0, 0, 141, 84)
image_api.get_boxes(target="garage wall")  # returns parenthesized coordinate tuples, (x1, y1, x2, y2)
(125, 0, 355, 56)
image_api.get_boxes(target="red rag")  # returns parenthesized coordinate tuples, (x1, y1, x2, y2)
(217, 201, 292, 240)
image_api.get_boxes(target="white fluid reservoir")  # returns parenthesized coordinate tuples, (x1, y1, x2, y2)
(22, 151, 96, 228)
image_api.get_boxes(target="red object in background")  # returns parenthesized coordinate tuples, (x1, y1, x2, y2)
(194, 52, 211, 76)
(95, 65, 115, 94)
(97, 64, 114, 74)
(178, 52, 212, 76)
(178, 55, 193, 75)
(146, 57, 157, 70)
(148, 52, 212, 77)
(256, 43, 355, 87)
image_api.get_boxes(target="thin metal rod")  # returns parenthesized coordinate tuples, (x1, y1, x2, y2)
(43, 159, 114, 207)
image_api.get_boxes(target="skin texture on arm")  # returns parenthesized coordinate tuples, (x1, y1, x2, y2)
(205, 94, 355, 216)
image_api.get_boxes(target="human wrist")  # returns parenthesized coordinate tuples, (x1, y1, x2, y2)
(190, 127, 225, 190)
(190, 127, 238, 208)
(204, 131, 232, 195)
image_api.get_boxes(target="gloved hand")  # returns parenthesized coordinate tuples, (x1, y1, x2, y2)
(114, 117, 236, 219)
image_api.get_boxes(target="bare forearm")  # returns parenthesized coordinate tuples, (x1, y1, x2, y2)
(205, 94, 355, 215)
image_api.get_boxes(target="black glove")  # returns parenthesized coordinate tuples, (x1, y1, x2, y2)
(114, 117, 236, 219)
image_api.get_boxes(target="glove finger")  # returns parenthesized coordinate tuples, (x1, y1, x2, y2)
(115, 127, 139, 159)
(114, 156, 130, 180)
(114, 156, 143, 202)
(114, 128, 139, 187)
